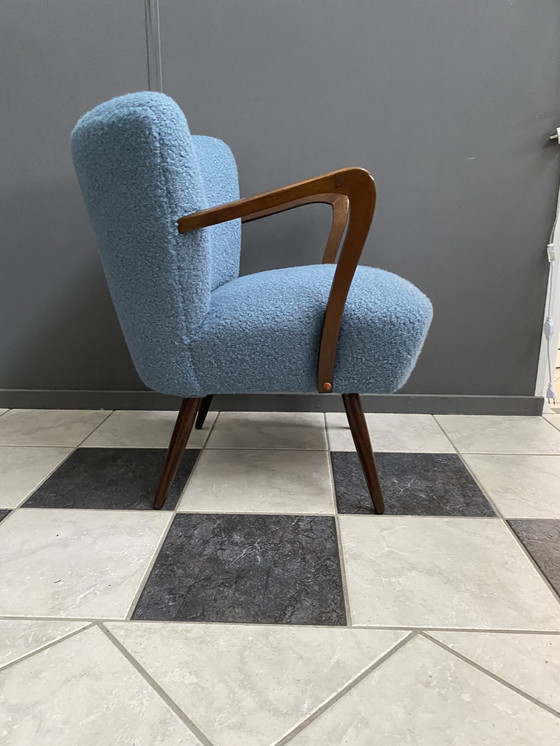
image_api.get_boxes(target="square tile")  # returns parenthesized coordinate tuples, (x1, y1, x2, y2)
(81, 409, 216, 448)
(326, 413, 454, 452)
(206, 412, 327, 450)
(544, 413, 560, 431)
(429, 631, 560, 712)
(0, 446, 72, 509)
(22, 448, 200, 510)
(509, 520, 560, 597)
(0, 509, 170, 618)
(178, 449, 334, 514)
(463, 454, 560, 519)
(339, 516, 560, 629)
(0, 625, 200, 745)
(0, 409, 109, 447)
(0, 620, 89, 669)
(289, 635, 560, 745)
(434, 415, 560, 454)
(108, 622, 406, 746)
(332, 452, 494, 516)
(133, 513, 345, 625)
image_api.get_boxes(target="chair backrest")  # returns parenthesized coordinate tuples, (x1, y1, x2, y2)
(71, 92, 240, 393)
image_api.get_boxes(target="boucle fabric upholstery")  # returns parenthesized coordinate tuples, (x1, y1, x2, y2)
(72, 91, 432, 396)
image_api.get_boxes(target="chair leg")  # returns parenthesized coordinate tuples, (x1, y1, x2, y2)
(341, 393, 385, 514)
(195, 394, 213, 430)
(153, 397, 201, 510)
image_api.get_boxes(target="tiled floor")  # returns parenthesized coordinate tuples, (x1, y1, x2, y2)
(0, 408, 559, 744)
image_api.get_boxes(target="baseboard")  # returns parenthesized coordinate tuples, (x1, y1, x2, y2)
(0, 389, 544, 415)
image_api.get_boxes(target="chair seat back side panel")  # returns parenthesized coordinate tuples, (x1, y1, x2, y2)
(71, 92, 241, 394)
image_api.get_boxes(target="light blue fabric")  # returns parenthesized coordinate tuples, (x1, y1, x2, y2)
(72, 91, 433, 396)
(71, 92, 240, 393)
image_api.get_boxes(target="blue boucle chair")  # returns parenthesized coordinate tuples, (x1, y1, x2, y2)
(71, 92, 432, 512)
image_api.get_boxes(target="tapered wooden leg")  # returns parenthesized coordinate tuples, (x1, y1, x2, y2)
(153, 397, 201, 510)
(341, 393, 385, 514)
(195, 395, 213, 430)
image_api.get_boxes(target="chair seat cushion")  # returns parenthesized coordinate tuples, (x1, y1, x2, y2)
(185, 263, 432, 395)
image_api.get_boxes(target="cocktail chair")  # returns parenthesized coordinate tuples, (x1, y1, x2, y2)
(71, 92, 433, 512)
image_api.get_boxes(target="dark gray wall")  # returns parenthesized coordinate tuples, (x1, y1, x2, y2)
(0, 0, 146, 392)
(1, 0, 559, 405)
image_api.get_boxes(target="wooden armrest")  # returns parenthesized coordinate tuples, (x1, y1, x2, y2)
(178, 168, 356, 263)
(177, 167, 376, 392)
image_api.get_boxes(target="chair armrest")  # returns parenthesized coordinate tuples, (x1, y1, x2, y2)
(177, 166, 376, 392)
(178, 168, 356, 262)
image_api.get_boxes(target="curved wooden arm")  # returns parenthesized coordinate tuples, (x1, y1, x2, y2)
(178, 169, 352, 264)
(177, 167, 376, 393)
(317, 168, 376, 391)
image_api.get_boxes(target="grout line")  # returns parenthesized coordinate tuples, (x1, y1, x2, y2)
(122, 412, 218, 618)
(0, 508, 21, 528)
(503, 520, 560, 608)
(98, 623, 214, 746)
(431, 417, 560, 608)
(8, 447, 80, 510)
(324, 414, 353, 627)
(74, 445, 206, 451)
(0, 622, 94, 674)
(5, 444, 560, 455)
(1, 615, 560, 633)
(431, 416, 506, 518)
(176, 509, 337, 517)
(420, 631, 560, 718)
(203, 446, 329, 452)
(275, 631, 417, 745)
(432, 450, 560, 456)
(9, 506, 336, 517)
(175, 415, 220, 511)
(0, 409, 113, 451)
(4, 410, 212, 514)
(351, 625, 560, 634)
(198, 411, 220, 450)
(324, 410, 335, 451)
(0, 615, 130, 623)
(13, 507, 177, 515)
(124, 512, 176, 620)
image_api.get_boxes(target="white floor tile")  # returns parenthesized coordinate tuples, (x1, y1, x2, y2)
(544, 414, 560, 432)
(0, 447, 72, 509)
(206, 412, 327, 450)
(428, 631, 560, 712)
(107, 621, 406, 746)
(326, 413, 454, 452)
(339, 516, 560, 629)
(0, 409, 109, 447)
(81, 409, 216, 449)
(178, 449, 334, 514)
(0, 409, 8, 417)
(463, 454, 560, 518)
(0, 509, 170, 618)
(0, 620, 89, 669)
(0, 625, 201, 745)
(434, 415, 560, 454)
(289, 635, 560, 745)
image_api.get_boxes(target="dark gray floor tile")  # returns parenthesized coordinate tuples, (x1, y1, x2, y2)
(0, 510, 10, 523)
(509, 520, 560, 597)
(21, 448, 199, 510)
(332, 452, 495, 516)
(133, 513, 346, 625)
